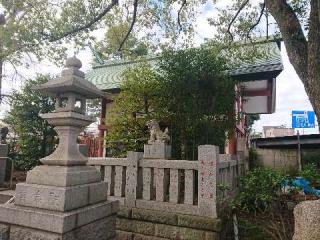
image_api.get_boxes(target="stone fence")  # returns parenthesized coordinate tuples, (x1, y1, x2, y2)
(88, 145, 244, 219)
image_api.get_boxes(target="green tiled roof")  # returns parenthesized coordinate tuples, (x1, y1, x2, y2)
(227, 42, 283, 76)
(86, 42, 283, 91)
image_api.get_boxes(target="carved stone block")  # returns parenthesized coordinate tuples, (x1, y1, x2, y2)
(15, 182, 108, 212)
(143, 143, 171, 159)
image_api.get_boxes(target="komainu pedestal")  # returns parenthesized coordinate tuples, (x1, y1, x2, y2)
(0, 57, 117, 240)
(143, 143, 172, 159)
(144, 119, 171, 159)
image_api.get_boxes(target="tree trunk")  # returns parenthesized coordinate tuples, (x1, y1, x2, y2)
(307, 0, 320, 129)
(266, 0, 320, 128)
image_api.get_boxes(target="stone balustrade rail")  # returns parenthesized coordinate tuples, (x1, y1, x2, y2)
(88, 145, 244, 219)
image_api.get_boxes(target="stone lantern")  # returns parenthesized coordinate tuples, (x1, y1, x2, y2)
(0, 57, 118, 240)
(33, 56, 106, 166)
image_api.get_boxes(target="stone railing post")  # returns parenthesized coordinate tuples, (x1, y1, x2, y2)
(0, 144, 8, 187)
(125, 151, 142, 207)
(198, 145, 219, 218)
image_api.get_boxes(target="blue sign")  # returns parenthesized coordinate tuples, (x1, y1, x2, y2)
(292, 111, 315, 128)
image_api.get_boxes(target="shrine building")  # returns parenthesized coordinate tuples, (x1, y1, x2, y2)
(86, 41, 283, 157)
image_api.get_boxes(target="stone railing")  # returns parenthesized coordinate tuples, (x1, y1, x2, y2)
(88, 145, 244, 219)
(216, 154, 244, 206)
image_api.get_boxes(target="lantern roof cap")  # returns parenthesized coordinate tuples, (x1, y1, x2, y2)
(34, 56, 109, 99)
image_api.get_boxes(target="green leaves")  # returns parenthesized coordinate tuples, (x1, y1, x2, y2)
(4, 75, 56, 170)
(235, 168, 285, 213)
(300, 163, 320, 188)
(106, 47, 236, 158)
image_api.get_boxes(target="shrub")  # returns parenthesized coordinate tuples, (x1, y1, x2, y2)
(235, 168, 285, 212)
(234, 168, 293, 240)
(300, 163, 320, 188)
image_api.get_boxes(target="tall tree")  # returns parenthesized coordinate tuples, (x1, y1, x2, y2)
(0, 0, 126, 101)
(0, 0, 205, 100)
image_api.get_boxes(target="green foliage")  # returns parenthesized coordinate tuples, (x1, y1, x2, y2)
(300, 163, 320, 188)
(248, 149, 259, 169)
(212, 0, 310, 41)
(106, 47, 236, 158)
(96, 20, 148, 60)
(106, 63, 159, 156)
(246, 114, 260, 133)
(4, 75, 56, 170)
(302, 150, 320, 169)
(235, 168, 285, 213)
(238, 220, 269, 240)
(157, 47, 235, 159)
(234, 167, 295, 240)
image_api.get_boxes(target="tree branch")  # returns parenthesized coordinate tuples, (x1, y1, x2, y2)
(118, 0, 138, 51)
(46, 0, 119, 42)
(265, 0, 308, 81)
(246, 2, 266, 38)
(227, 0, 250, 41)
(178, 0, 187, 33)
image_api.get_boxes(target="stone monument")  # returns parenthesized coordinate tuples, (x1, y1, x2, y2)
(0, 57, 118, 239)
(293, 199, 320, 240)
(143, 119, 171, 159)
(0, 144, 8, 187)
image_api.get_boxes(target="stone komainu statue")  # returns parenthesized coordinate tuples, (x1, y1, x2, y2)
(0, 126, 9, 143)
(146, 119, 170, 144)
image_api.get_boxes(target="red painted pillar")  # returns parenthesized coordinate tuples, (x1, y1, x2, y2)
(98, 98, 107, 157)
(228, 132, 237, 155)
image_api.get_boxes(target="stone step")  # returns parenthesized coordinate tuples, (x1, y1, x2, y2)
(0, 190, 14, 204)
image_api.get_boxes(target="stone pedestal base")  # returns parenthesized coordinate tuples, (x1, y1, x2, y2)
(0, 200, 118, 240)
(143, 143, 171, 159)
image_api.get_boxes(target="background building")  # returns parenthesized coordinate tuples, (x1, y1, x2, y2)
(263, 126, 295, 138)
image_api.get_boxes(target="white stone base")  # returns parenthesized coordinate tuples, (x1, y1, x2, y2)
(143, 143, 171, 159)
(0, 200, 118, 235)
(7, 217, 116, 240)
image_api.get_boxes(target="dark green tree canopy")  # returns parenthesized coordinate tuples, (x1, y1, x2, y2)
(106, 47, 236, 159)
(4, 75, 56, 170)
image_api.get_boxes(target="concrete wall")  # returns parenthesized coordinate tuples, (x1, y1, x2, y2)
(255, 148, 298, 171)
(253, 148, 320, 171)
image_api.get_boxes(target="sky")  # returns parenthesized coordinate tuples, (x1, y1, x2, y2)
(0, 1, 318, 135)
